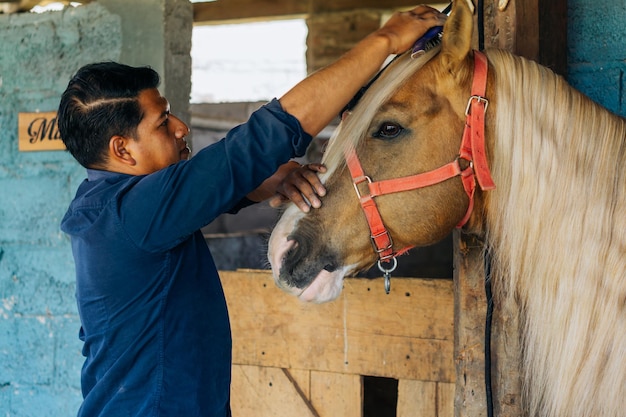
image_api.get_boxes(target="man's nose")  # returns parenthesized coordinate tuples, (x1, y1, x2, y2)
(171, 115, 190, 138)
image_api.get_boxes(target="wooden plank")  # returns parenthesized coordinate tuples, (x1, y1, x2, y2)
(310, 371, 362, 417)
(193, 0, 444, 24)
(482, 0, 567, 75)
(397, 380, 436, 417)
(310, 0, 437, 14)
(397, 380, 454, 417)
(491, 294, 523, 417)
(288, 368, 312, 399)
(453, 231, 488, 417)
(537, 0, 568, 76)
(231, 365, 317, 417)
(437, 381, 455, 417)
(220, 270, 454, 382)
(508, 0, 567, 75)
(193, 0, 307, 24)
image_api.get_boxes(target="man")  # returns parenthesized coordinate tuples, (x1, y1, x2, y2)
(58, 5, 446, 416)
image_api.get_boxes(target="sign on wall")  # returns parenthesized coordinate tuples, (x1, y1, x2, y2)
(18, 111, 65, 151)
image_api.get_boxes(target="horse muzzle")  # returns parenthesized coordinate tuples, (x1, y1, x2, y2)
(268, 207, 349, 303)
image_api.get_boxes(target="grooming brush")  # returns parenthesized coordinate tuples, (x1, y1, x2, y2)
(411, 25, 443, 58)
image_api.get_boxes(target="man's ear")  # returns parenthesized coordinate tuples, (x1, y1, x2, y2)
(109, 135, 136, 166)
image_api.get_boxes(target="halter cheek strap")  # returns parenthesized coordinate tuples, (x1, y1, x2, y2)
(456, 50, 496, 226)
(345, 50, 495, 271)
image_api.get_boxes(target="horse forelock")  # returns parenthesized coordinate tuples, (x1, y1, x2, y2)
(320, 46, 442, 183)
(484, 48, 626, 417)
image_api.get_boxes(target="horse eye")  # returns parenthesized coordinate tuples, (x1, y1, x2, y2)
(374, 122, 404, 139)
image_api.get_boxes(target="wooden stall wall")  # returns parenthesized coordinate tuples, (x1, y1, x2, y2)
(221, 270, 454, 417)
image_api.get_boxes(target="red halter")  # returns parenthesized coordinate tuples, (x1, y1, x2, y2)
(346, 50, 495, 268)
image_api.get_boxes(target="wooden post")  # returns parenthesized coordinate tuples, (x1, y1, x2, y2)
(482, 0, 568, 76)
(453, 231, 488, 417)
(454, 232, 523, 417)
(454, 1, 567, 416)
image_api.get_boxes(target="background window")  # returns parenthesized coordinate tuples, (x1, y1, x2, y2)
(191, 19, 307, 103)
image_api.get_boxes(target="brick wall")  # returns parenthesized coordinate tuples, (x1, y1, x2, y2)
(0, 4, 122, 416)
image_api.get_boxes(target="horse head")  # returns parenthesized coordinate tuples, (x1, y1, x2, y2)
(268, 0, 491, 302)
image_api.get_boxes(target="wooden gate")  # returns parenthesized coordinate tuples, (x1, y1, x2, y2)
(221, 270, 455, 416)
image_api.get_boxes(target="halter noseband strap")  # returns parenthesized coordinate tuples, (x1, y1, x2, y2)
(346, 50, 495, 268)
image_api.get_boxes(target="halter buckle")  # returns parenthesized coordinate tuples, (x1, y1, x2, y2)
(352, 175, 372, 200)
(370, 230, 393, 257)
(465, 95, 489, 116)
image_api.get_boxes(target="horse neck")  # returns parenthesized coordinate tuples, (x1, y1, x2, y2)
(482, 48, 626, 417)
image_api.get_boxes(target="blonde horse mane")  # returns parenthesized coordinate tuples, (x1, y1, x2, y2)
(484, 48, 626, 417)
(322, 44, 626, 416)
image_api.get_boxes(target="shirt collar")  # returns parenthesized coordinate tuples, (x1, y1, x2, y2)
(86, 168, 130, 182)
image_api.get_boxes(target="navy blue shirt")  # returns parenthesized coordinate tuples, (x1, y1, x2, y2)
(60, 100, 312, 417)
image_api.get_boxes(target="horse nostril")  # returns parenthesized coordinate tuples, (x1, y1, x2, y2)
(286, 236, 299, 250)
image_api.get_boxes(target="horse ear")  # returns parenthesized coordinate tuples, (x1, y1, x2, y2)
(440, 0, 475, 74)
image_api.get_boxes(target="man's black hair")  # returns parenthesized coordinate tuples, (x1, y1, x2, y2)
(57, 62, 160, 168)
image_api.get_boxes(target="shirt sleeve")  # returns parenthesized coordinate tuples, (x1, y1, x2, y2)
(226, 197, 255, 214)
(119, 99, 313, 252)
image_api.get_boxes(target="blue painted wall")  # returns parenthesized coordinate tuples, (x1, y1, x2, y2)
(0, 5, 121, 416)
(568, 0, 626, 117)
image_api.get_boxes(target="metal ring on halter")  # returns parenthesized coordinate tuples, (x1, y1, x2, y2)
(377, 257, 398, 294)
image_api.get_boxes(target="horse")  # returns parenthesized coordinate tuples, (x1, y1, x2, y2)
(267, 1, 626, 416)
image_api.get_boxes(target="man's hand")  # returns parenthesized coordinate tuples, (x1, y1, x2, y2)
(269, 163, 327, 212)
(376, 5, 448, 55)
(246, 161, 327, 213)
(279, 5, 446, 137)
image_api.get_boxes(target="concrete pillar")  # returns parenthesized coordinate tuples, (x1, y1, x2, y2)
(99, 0, 193, 124)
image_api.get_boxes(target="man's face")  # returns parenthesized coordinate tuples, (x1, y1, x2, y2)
(129, 88, 190, 174)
